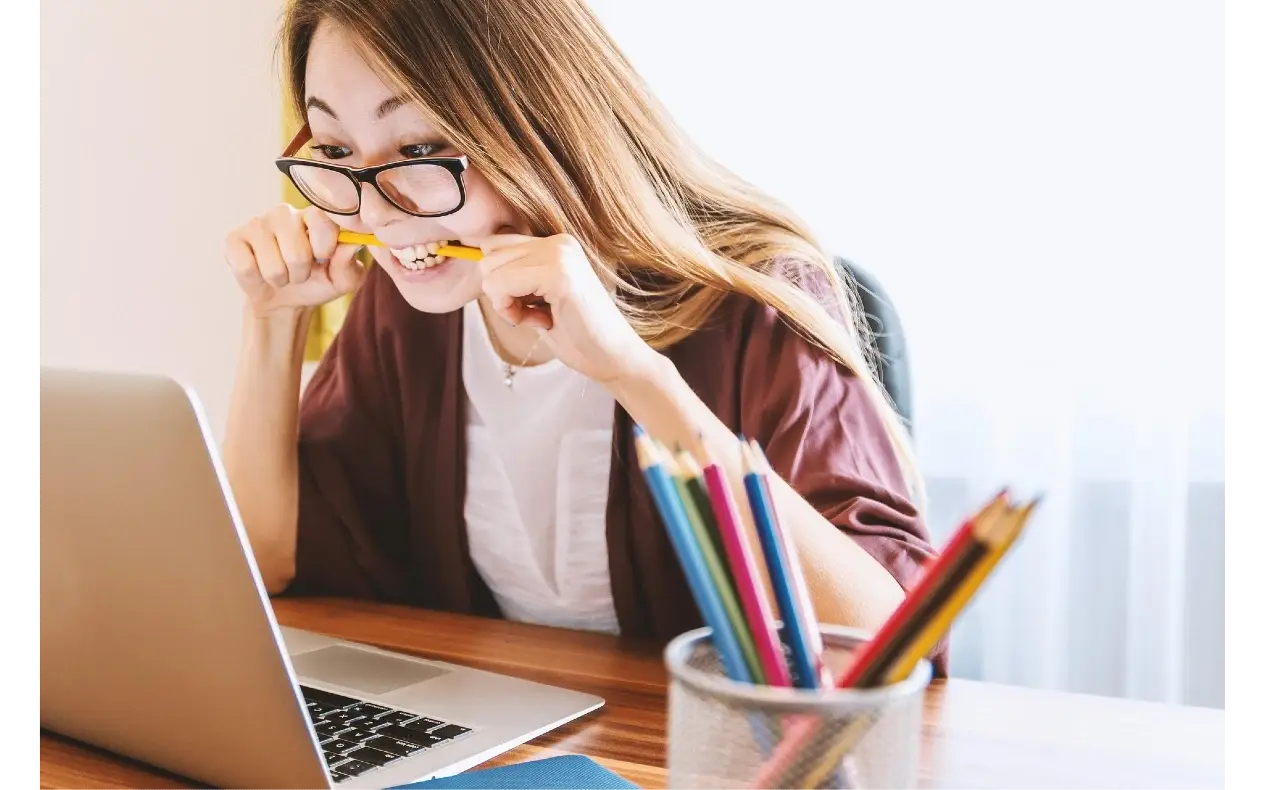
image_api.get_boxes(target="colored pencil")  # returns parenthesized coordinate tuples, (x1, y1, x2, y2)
(838, 491, 1010, 689)
(675, 451, 737, 600)
(633, 429, 751, 684)
(662, 450, 765, 685)
(336, 230, 482, 260)
(794, 500, 1038, 789)
(697, 441, 793, 688)
(745, 441, 833, 689)
(881, 499, 1036, 684)
(752, 496, 1037, 789)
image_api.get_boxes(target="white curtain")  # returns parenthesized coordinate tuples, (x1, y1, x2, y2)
(589, 0, 1225, 707)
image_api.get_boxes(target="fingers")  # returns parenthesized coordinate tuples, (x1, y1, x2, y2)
(327, 243, 367, 294)
(481, 260, 553, 303)
(269, 205, 314, 284)
(475, 242, 535, 280)
(224, 232, 265, 290)
(242, 219, 290, 288)
(490, 298, 553, 331)
(461, 229, 535, 257)
(481, 259, 558, 328)
(516, 305, 554, 331)
(229, 205, 342, 292)
(303, 206, 339, 263)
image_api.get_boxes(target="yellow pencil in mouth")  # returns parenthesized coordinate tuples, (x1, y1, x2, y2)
(337, 230, 483, 261)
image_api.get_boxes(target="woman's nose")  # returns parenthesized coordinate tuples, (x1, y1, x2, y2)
(357, 181, 405, 229)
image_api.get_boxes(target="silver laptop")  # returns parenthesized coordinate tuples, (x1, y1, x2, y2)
(40, 367, 604, 789)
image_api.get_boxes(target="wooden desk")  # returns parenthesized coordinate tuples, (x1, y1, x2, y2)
(41, 598, 1224, 789)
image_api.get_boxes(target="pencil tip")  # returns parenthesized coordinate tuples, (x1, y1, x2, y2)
(747, 440, 770, 471)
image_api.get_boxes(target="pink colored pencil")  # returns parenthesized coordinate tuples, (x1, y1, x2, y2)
(697, 440, 793, 687)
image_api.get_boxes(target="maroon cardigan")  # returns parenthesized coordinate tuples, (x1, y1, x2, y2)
(288, 263, 945, 672)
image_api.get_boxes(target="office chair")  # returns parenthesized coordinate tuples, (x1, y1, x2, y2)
(834, 258, 913, 435)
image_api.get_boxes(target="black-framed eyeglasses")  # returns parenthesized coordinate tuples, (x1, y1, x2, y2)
(275, 123, 470, 218)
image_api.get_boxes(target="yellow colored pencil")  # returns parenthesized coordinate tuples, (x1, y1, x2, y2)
(796, 500, 1037, 789)
(881, 501, 1034, 683)
(336, 230, 483, 261)
(335, 230, 381, 247)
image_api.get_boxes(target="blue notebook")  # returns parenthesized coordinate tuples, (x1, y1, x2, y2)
(389, 755, 639, 790)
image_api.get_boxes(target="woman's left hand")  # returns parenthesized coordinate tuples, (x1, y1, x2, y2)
(466, 230, 658, 385)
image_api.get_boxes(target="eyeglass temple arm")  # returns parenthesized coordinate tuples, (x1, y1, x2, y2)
(282, 123, 312, 158)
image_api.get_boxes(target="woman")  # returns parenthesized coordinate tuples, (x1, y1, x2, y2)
(224, 0, 940, 665)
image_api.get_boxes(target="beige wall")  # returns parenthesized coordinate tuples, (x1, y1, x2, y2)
(41, 0, 285, 439)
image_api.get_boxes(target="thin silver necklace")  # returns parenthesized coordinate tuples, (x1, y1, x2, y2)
(479, 300, 546, 388)
(502, 335, 543, 388)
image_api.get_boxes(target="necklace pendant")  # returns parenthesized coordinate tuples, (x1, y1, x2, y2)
(503, 364, 515, 388)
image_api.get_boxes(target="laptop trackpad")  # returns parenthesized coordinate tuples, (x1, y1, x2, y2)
(291, 645, 451, 696)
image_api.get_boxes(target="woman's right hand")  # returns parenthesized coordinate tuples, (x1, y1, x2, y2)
(225, 204, 366, 317)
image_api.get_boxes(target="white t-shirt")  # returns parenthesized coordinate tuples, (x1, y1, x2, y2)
(461, 300, 620, 634)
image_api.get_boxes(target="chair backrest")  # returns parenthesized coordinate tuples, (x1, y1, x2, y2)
(834, 258, 914, 435)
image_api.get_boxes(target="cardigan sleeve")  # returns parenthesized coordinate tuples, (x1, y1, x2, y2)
(735, 272, 948, 674)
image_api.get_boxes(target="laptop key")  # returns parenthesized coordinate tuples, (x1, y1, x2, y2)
(306, 702, 338, 717)
(340, 726, 379, 743)
(321, 711, 369, 727)
(372, 710, 420, 727)
(346, 702, 391, 718)
(321, 738, 358, 754)
(342, 745, 400, 767)
(315, 721, 349, 738)
(361, 735, 423, 757)
(372, 724, 444, 748)
(332, 758, 375, 777)
(301, 686, 361, 709)
(429, 724, 471, 740)
(402, 717, 445, 733)
(328, 771, 350, 782)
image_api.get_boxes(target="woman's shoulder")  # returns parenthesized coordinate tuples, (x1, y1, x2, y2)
(695, 255, 853, 356)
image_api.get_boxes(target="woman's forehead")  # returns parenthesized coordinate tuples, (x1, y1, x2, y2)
(305, 22, 393, 111)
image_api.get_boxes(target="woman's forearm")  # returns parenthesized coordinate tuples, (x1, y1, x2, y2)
(604, 352, 906, 631)
(221, 307, 312, 594)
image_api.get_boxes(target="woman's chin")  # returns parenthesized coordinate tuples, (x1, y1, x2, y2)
(380, 253, 480, 314)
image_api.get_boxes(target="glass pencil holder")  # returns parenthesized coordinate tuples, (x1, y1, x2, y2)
(664, 625, 931, 789)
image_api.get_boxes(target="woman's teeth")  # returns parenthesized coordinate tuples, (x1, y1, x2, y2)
(391, 241, 451, 271)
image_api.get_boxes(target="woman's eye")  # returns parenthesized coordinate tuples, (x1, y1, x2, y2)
(401, 143, 442, 158)
(311, 144, 351, 160)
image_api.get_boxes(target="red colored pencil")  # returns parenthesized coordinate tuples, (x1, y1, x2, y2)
(835, 489, 1009, 688)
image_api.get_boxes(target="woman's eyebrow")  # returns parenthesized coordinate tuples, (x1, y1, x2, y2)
(306, 96, 338, 119)
(305, 95, 404, 121)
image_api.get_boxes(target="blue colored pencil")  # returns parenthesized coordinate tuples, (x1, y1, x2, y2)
(745, 443, 850, 787)
(633, 428, 752, 684)
(741, 440, 829, 690)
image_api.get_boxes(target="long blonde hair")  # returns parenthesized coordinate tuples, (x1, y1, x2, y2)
(279, 0, 922, 501)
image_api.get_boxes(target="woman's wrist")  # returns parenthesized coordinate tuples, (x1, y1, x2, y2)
(245, 306, 313, 355)
(602, 346, 677, 418)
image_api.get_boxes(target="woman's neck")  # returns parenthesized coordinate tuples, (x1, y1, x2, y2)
(475, 295, 556, 368)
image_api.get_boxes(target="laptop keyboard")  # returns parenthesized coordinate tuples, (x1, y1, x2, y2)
(300, 685, 472, 783)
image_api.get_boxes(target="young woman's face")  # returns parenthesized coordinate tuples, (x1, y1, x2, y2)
(303, 20, 524, 313)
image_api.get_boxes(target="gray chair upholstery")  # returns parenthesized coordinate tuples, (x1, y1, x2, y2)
(834, 258, 913, 435)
